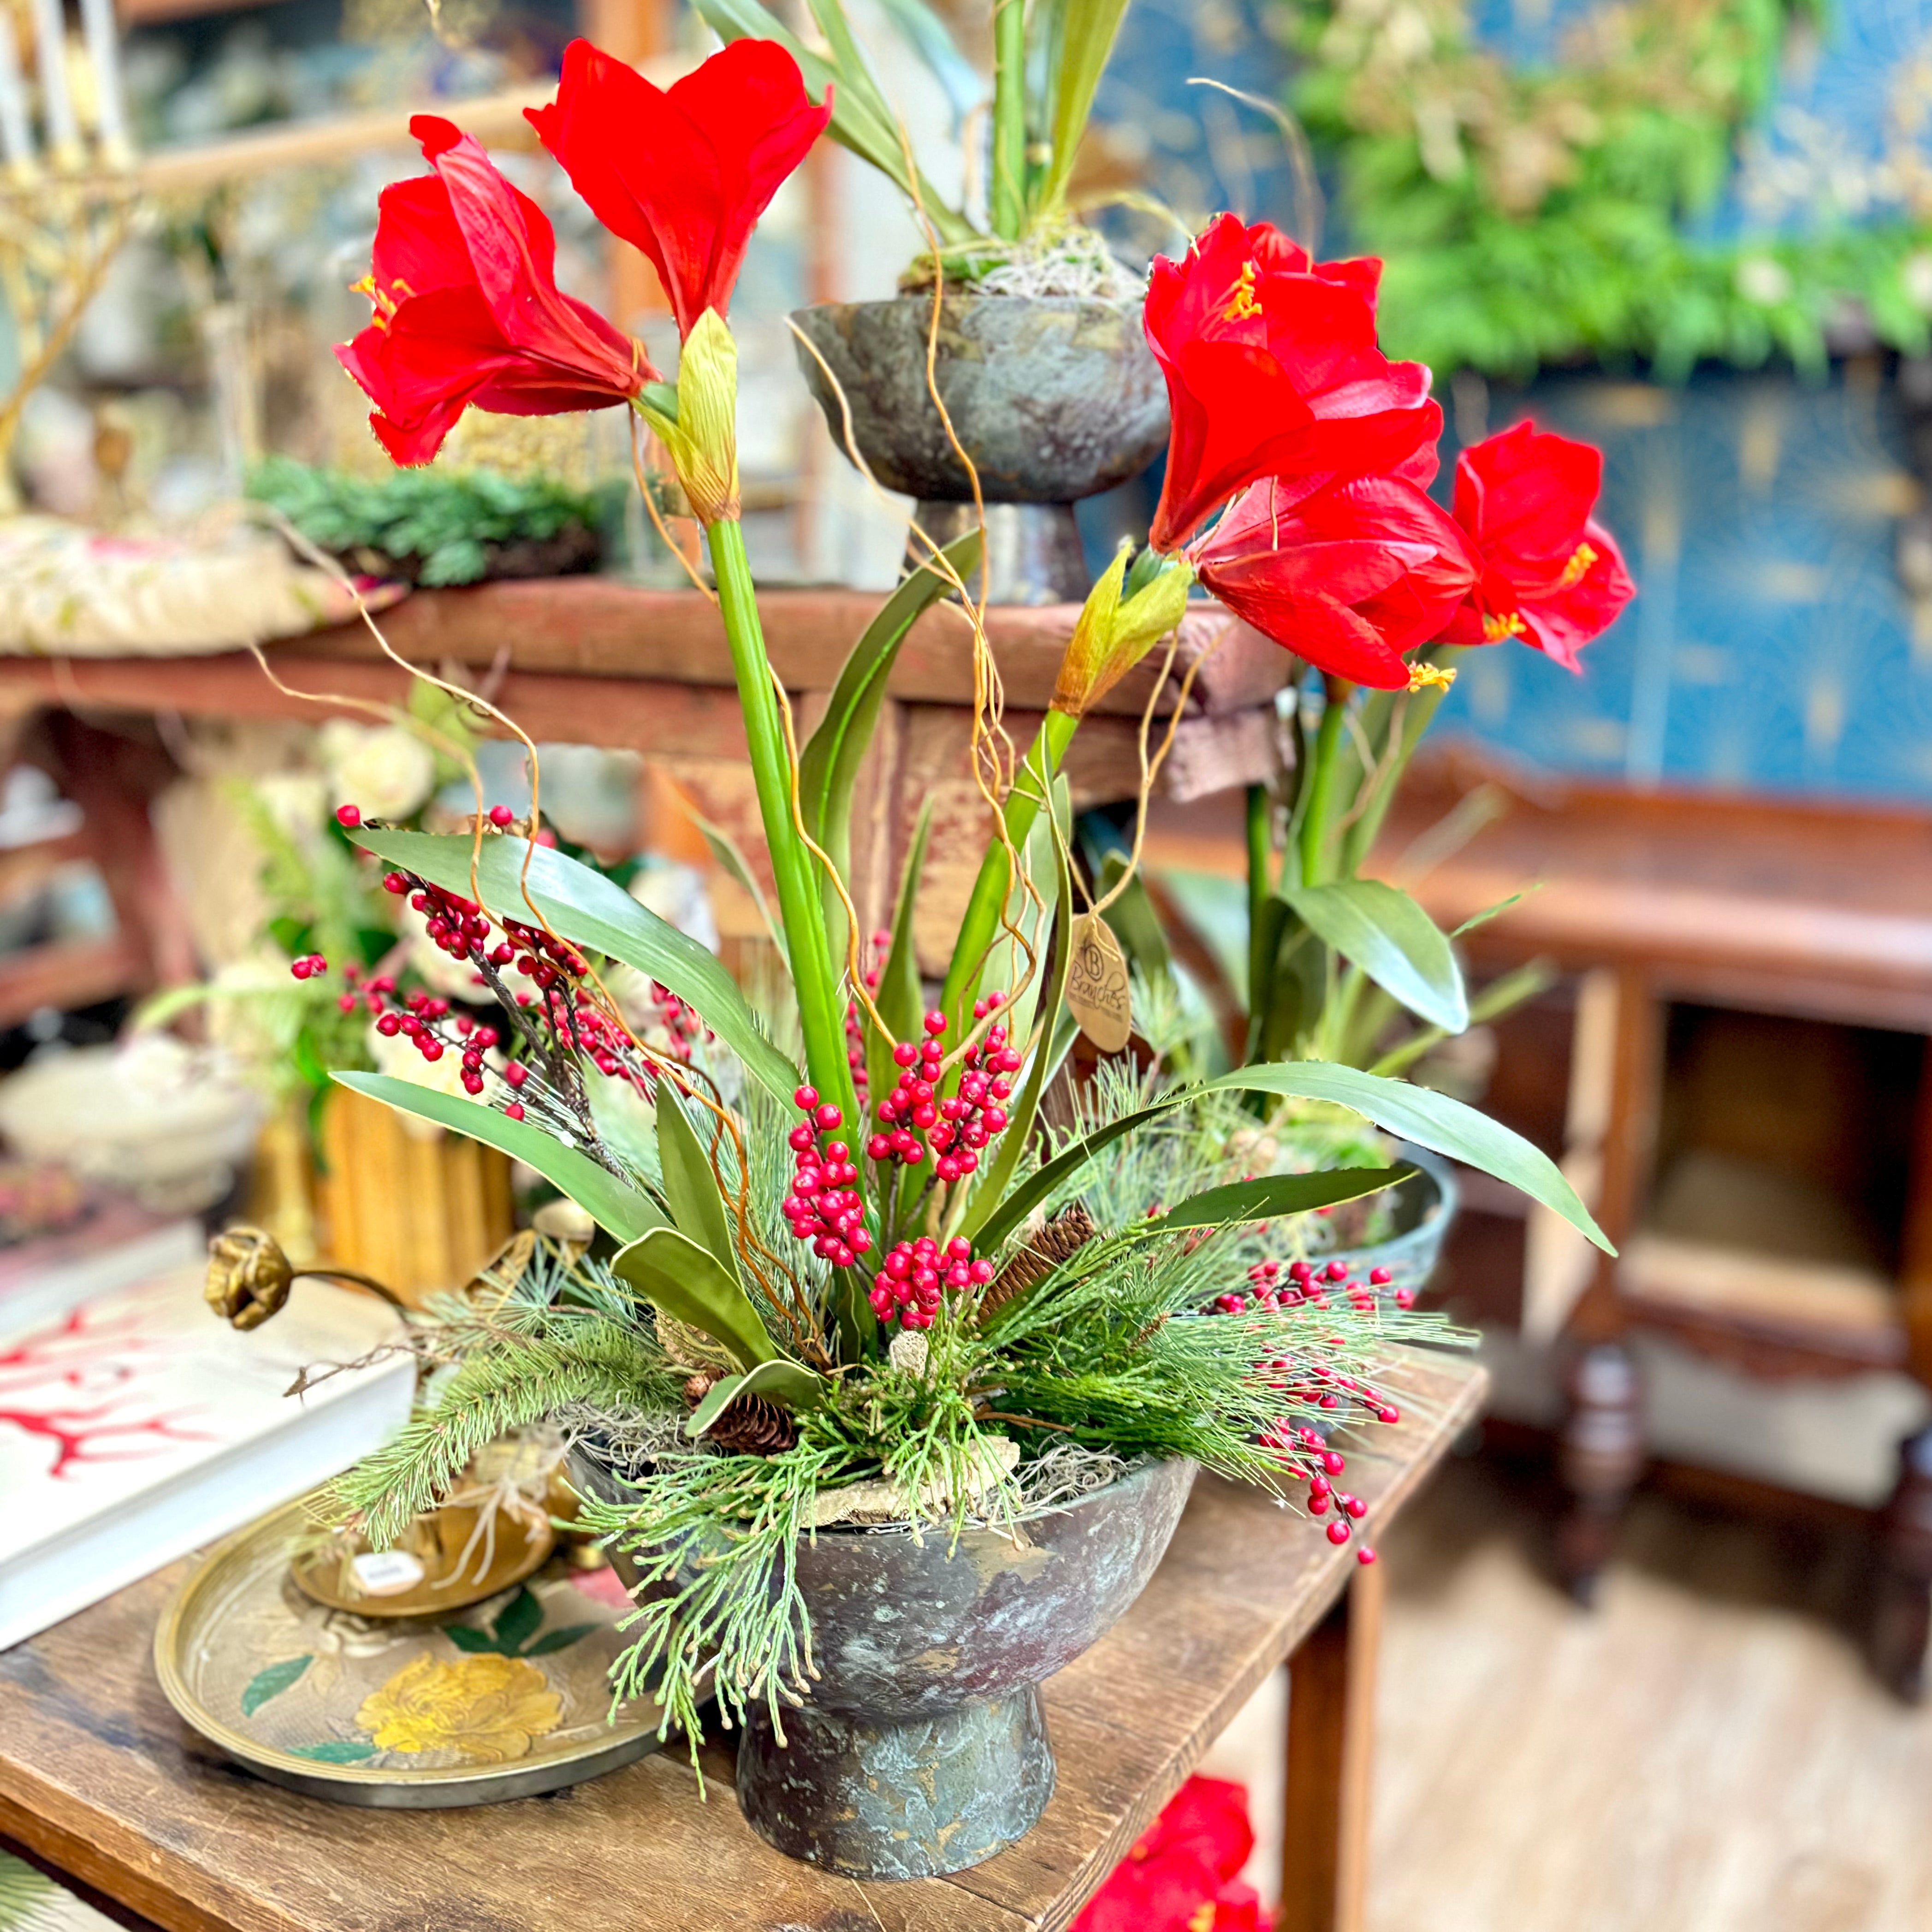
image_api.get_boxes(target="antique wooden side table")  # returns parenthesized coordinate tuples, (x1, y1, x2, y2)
(0, 1355, 1482, 1932)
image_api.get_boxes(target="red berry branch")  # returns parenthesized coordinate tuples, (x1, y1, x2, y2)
(295, 810, 709, 1191)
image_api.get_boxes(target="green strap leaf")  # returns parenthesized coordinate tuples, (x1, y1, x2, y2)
(612, 1227, 778, 1372)
(1281, 878, 1468, 1033)
(655, 1085, 741, 1282)
(1041, 0, 1132, 208)
(958, 826, 1076, 1239)
(1210, 1061, 1609, 1251)
(332, 1072, 664, 1243)
(684, 1357, 830, 1439)
(975, 1060, 1609, 1257)
(355, 830, 798, 1106)
(800, 531, 982, 871)
(866, 800, 933, 1111)
(1150, 1166, 1412, 1232)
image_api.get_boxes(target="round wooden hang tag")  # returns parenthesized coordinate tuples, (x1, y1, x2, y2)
(1066, 912, 1133, 1053)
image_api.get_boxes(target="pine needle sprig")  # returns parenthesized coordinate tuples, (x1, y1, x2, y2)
(330, 1315, 679, 1547)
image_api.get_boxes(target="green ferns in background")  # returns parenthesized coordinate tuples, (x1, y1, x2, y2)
(1285, 0, 1932, 378)
(248, 457, 618, 587)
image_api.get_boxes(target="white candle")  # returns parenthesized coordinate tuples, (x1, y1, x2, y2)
(77, 0, 127, 162)
(0, 4, 35, 172)
(29, 0, 80, 166)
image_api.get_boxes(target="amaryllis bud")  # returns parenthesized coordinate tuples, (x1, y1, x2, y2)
(1050, 545, 1195, 718)
(637, 308, 740, 526)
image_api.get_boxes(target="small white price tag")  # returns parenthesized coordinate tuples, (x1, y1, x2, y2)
(349, 1549, 426, 1597)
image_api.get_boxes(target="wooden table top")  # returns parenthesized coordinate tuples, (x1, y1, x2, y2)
(1150, 750, 1932, 1030)
(0, 1353, 1482, 1932)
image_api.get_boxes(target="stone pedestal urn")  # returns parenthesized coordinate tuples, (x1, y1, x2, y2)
(736, 1456, 1196, 1878)
(789, 294, 1169, 606)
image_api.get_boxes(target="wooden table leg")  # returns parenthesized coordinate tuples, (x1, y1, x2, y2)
(1277, 1559, 1385, 1932)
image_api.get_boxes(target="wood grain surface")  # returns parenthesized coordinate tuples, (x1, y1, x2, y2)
(0, 1355, 1483, 1932)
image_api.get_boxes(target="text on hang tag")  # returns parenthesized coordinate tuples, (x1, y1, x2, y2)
(1067, 911, 1133, 1053)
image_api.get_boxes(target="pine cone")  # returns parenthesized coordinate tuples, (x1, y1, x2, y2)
(707, 1393, 798, 1455)
(979, 1203, 1096, 1323)
(680, 1371, 799, 1455)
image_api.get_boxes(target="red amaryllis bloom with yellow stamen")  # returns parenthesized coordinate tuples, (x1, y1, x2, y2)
(1440, 420, 1636, 670)
(336, 116, 650, 466)
(1196, 472, 1479, 690)
(1144, 213, 1440, 553)
(528, 38, 831, 342)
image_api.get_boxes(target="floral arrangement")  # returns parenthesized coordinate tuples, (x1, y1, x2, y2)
(291, 36, 1623, 1760)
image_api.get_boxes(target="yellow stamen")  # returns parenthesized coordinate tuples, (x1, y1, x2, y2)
(1482, 610, 1527, 642)
(1222, 261, 1261, 321)
(1557, 540, 1599, 589)
(1407, 662, 1458, 693)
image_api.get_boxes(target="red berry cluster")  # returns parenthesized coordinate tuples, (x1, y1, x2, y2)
(865, 1001, 1016, 1184)
(288, 953, 328, 980)
(868, 1233, 993, 1329)
(782, 1088, 872, 1268)
(1257, 1419, 1395, 1565)
(1214, 1257, 1411, 1317)
(331, 962, 510, 1098)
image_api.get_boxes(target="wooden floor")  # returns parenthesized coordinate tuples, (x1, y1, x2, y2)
(1363, 1452, 1932, 1932)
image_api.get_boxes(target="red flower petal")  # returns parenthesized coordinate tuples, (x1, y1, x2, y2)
(1199, 474, 1479, 688)
(337, 119, 648, 466)
(528, 38, 830, 340)
(1144, 214, 1438, 551)
(1445, 421, 1635, 669)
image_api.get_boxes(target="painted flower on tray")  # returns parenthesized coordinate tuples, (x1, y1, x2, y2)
(1144, 213, 1439, 553)
(1440, 419, 1636, 670)
(356, 1652, 563, 1762)
(336, 116, 650, 467)
(1195, 472, 1478, 689)
(527, 38, 832, 342)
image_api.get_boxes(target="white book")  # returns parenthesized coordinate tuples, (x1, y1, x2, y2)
(0, 1264, 416, 1652)
(0, 1205, 204, 1346)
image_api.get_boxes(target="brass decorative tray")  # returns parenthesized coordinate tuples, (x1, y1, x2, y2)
(154, 1499, 672, 1807)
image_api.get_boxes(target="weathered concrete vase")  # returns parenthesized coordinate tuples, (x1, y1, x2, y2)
(789, 294, 1169, 606)
(739, 1456, 1195, 1878)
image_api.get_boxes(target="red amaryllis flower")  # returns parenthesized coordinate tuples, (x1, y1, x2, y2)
(1071, 1776, 1262, 1932)
(1145, 212, 1440, 553)
(1440, 420, 1636, 670)
(528, 38, 831, 342)
(337, 116, 648, 466)
(1197, 471, 1479, 690)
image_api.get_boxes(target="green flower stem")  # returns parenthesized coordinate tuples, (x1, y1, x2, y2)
(1339, 652, 1458, 878)
(707, 518, 858, 1130)
(937, 705, 1079, 1029)
(1245, 781, 1271, 1002)
(1295, 676, 1352, 888)
(990, 0, 1027, 240)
